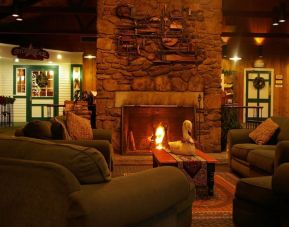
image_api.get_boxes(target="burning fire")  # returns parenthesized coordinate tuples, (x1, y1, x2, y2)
(155, 125, 165, 150)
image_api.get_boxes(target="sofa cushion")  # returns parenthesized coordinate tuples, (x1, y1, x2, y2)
(231, 143, 275, 161)
(248, 149, 275, 174)
(249, 118, 279, 145)
(235, 176, 278, 208)
(50, 118, 65, 140)
(53, 116, 72, 140)
(0, 136, 111, 184)
(66, 112, 93, 140)
(22, 120, 53, 139)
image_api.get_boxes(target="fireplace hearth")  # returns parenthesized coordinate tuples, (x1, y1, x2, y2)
(121, 105, 196, 154)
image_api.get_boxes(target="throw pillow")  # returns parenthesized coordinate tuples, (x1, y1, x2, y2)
(22, 120, 53, 139)
(249, 118, 279, 145)
(66, 112, 93, 140)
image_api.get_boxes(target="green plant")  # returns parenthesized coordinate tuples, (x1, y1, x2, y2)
(221, 106, 242, 151)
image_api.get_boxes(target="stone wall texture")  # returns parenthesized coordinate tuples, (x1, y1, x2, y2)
(96, 0, 222, 153)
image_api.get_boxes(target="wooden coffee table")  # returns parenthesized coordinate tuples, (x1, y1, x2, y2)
(152, 149, 217, 196)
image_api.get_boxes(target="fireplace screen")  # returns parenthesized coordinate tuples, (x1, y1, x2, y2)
(121, 105, 196, 154)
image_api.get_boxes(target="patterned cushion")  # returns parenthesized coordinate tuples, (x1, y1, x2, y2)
(66, 112, 93, 140)
(249, 118, 279, 145)
(64, 100, 74, 112)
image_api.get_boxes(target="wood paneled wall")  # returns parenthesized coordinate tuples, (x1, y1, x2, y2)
(222, 38, 289, 117)
(82, 58, 97, 92)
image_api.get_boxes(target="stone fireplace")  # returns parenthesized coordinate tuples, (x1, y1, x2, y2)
(96, 0, 222, 153)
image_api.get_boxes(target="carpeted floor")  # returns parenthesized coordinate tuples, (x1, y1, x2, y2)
(112, 161, 237, 227)
(191, 172, 237, 227)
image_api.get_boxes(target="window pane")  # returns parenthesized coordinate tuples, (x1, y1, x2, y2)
(16, 68, 26, 94)
(32, 70, 54, 97)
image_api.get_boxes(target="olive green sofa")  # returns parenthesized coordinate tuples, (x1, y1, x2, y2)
(227, 116, 289, 177)
(233, 141, 289, 227)
(0, 136, 195, 227)
(14, 118, 114, 170)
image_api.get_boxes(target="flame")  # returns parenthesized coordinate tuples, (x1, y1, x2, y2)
(155, 125, 165, 150)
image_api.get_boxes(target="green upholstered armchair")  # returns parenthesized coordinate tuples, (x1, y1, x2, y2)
(0, 136, 195, 227)
(14, 117, 114, 170)
(233, 141, 289, 227)
(227, 116, 289, 177)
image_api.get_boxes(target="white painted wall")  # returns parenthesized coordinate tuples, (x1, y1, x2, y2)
(0, 43, 83, 122)
(59, 63, 71, 105)
(0, 58, 13, 96)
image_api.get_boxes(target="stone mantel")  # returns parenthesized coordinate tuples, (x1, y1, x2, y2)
(115, 91, 203, 108)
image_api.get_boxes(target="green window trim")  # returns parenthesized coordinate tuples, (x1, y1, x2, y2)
(71, 64, 83, 100)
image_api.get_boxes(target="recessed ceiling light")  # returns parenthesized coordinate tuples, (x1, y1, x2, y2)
(14, 58, 19, 62)
(57, 54, 62, 59)
(16, 17, 23, 21)
(229, 55, 242, 61)
(83, 54, 96, 59)
(12, 13, 19, 17)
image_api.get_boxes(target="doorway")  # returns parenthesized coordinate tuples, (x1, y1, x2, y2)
(244, 69, 273, 123)
(14, 65, 59, 122)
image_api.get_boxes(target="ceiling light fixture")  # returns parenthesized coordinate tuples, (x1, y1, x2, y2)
(12, 13, 19, 17)
(272, 6, 280, 26)
(57, 54, 62, 60)
(83, 54, 96, 59)
(16, 16, 23, 21)
(229, 55, 242, 62)
(272, 20, 279, 26)
(278, 2, 287, 23)
(272, 3, 287, 26)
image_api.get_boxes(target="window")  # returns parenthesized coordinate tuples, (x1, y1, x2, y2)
(31, 70, 54, 97)
(16, 68, 26, 95)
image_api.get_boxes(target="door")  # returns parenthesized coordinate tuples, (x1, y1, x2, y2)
(26, 65, 59, 122)
(244, 69, 273, 123)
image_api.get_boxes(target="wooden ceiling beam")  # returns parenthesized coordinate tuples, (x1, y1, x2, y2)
(223, 10, 289, 18)
(222, 32, 289, 38)
(0, 6, 96, 15)
(0, 30, 98, 36)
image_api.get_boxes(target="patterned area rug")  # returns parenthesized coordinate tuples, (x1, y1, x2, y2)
(192, 172, 237, 227)
(112, 164, 237, 227)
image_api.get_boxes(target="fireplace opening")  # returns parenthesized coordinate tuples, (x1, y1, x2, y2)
(121, 105, 196, 154)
